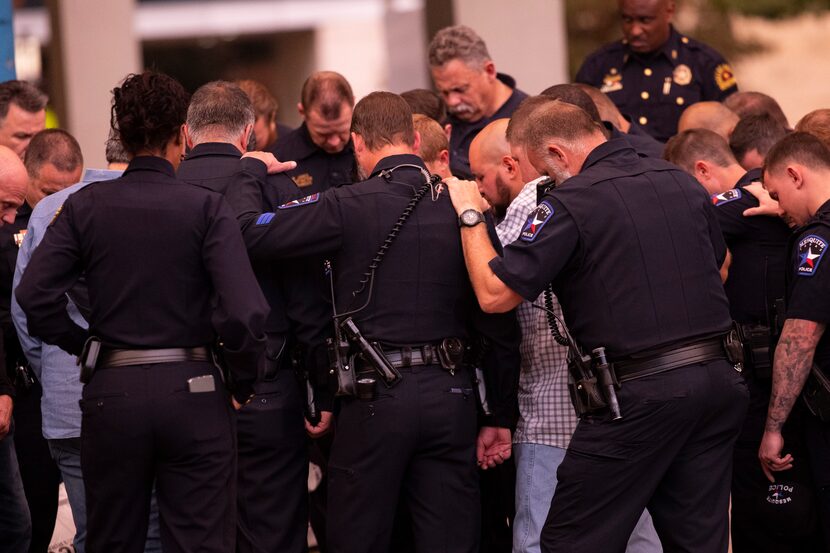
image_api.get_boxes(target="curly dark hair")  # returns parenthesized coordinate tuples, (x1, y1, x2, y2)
(110, 71, 190, 156)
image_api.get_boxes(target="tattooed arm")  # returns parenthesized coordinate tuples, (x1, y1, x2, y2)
(758, 318, 826, 482)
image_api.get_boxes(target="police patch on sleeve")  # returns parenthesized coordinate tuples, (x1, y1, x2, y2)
(520, 201, 554, 242)
(797, 235, 828, 277)
(711, 188, 742, 206)
(715, 63, 736, 91)
(277, 193, 320, 210)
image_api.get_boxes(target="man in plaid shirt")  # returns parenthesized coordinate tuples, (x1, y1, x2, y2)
(469, 116, 661, 553)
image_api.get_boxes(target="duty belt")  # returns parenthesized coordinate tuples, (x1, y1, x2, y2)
(613, 337, 728, 383)
(99, 346, 211, 368)
(381, 345, 442, 369)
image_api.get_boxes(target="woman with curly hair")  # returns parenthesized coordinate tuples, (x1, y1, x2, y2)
(16, 71, 269, 552)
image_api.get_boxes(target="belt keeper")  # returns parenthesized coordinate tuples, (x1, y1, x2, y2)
(423, 346, 433, 366)
(401, 347, 412, 367)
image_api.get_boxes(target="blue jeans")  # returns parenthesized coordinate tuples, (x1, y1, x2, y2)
(513, 442, 662, 553)
(48, 437, 162, 553)
(0, 423, 31, 553)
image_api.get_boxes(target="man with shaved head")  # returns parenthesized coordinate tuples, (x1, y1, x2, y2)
(0, 144, 33, 553)
(724, 91, 789, 129)
(677, 101, 740, 139)
(575, 0, 738, 142)
(446, 99, 747, 552)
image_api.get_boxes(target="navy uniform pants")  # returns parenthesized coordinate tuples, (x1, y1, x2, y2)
(327, 364, 480, 553)
(541, 360, 749, 553)
(236, 368, 308, 553)
(80, 362, 235, 553)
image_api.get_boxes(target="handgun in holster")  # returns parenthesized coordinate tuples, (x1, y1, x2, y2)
(326, 328, 355, 397)
(340, 317, 402, 388)
(566, 344, 622, 420)
(78, 336, 102, 384)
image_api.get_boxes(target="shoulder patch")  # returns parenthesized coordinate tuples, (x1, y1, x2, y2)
(711, 188, 742, 206)
(256, 212, 275, 225)
(797, 234, 828, 277)
(277, 193, 320, 210)
(715, 63, 736, 91)
(520, 201, 554, 242)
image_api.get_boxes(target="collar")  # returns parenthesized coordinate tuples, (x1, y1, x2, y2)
(736, 167, 762, 188)
(813, 199, 830, 222)
(625, 25, 683, 66)
(81, 168, 124, 184)
(496, 73, 517, 89)
(280, 123, 354, 161)
(580, 138, 639, 173)
(369, 154, 427, 179)
(123, 155, 176, 178)
(185, 142, 242, 160)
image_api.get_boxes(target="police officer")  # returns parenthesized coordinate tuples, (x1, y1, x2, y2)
(759, 132, 830, 546)
(575, 0, 738, 142)
(428, 25, 528, 181)
(15, 71, 269, 553)
(446, 99, 749, 552)
(177, 80, 327, 553)
(664, 129, 822, 551)
(272, 71, 357, 195)
(228, 91, 520, 553)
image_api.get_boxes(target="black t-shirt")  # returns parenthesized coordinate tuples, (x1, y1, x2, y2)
(785, 200, 830, 372)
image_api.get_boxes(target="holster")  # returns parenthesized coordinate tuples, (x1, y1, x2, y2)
(566, 352, 608, 418)
(737, 323, 772, 379)
(326, 335, 356, 397)
(802, 364, 830, 422)
(465, 337, 492, 416)
(79, 336, 102, 384)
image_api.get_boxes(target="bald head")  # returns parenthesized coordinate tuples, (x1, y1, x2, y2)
(0, 145, 28, 225)
(469, 118, 523, 216)
(677, 101, 739, 139)
(470, 118, 509, 169)
(574, 83, 627, 130)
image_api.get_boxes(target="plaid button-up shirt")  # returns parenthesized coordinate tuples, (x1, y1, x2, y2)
(495, 179, 577, 448)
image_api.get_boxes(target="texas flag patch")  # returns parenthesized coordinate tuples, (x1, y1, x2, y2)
(711, 189, 742, 206)
(520, 201, 554, 242)
(277, 193, 320, 210)
(797, 234, 828, 277)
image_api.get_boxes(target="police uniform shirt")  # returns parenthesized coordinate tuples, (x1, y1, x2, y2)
(271, 123, 356, 195)
(448, 73, 528, 180)
(784, 200, 830, 372)
(15, 156, 268, 396)
(710, 168, 790, 324)
(606, 122, 665, 158)
(229, 153, 521, 427)
(489, 138, 732, 358)
(0, 202, 31, 375)
(576, 26, 738, 142)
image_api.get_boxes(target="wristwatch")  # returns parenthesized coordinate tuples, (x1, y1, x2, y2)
(458, 209, 485, 228)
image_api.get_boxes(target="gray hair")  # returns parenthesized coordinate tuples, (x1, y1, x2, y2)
(428, 25, 490, 68)
(186, 80, 255, 145)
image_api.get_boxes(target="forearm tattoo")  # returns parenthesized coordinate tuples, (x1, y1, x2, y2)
(766, 319, 826, 432)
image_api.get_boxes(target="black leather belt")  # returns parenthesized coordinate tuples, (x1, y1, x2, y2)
(99, 346, 211, 368)
(382, 345, 441, 369)
(614, 337, 727, 383)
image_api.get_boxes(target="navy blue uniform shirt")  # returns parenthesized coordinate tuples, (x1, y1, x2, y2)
(576, 26, 738, 142)
(710, 168, 790, 325)
(784, 200, 830, 374)
(15, 156, 268, 397)
(448, 73, 528, 180)
(179, 143, 335, 407)
(606, 122, 665, 158)
(490, 138, 732, 358)
(229, 153, 521, 427)
(271, 123, 356, 195)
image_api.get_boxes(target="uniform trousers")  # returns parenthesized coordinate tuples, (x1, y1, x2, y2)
(327, 364, 480, 553)
(541, 360, 749, 553)
(0, 421, 30, 553)
(80, 362, 235, 553)
(236, 368, 308, 553)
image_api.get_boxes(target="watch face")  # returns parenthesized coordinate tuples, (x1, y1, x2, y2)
(461, 209, 483, 226)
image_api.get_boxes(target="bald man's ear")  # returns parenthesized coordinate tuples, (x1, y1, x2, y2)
(502, 154, 519, 177)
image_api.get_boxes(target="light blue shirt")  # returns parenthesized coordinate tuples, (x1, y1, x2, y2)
(11, 168, 122, 439)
